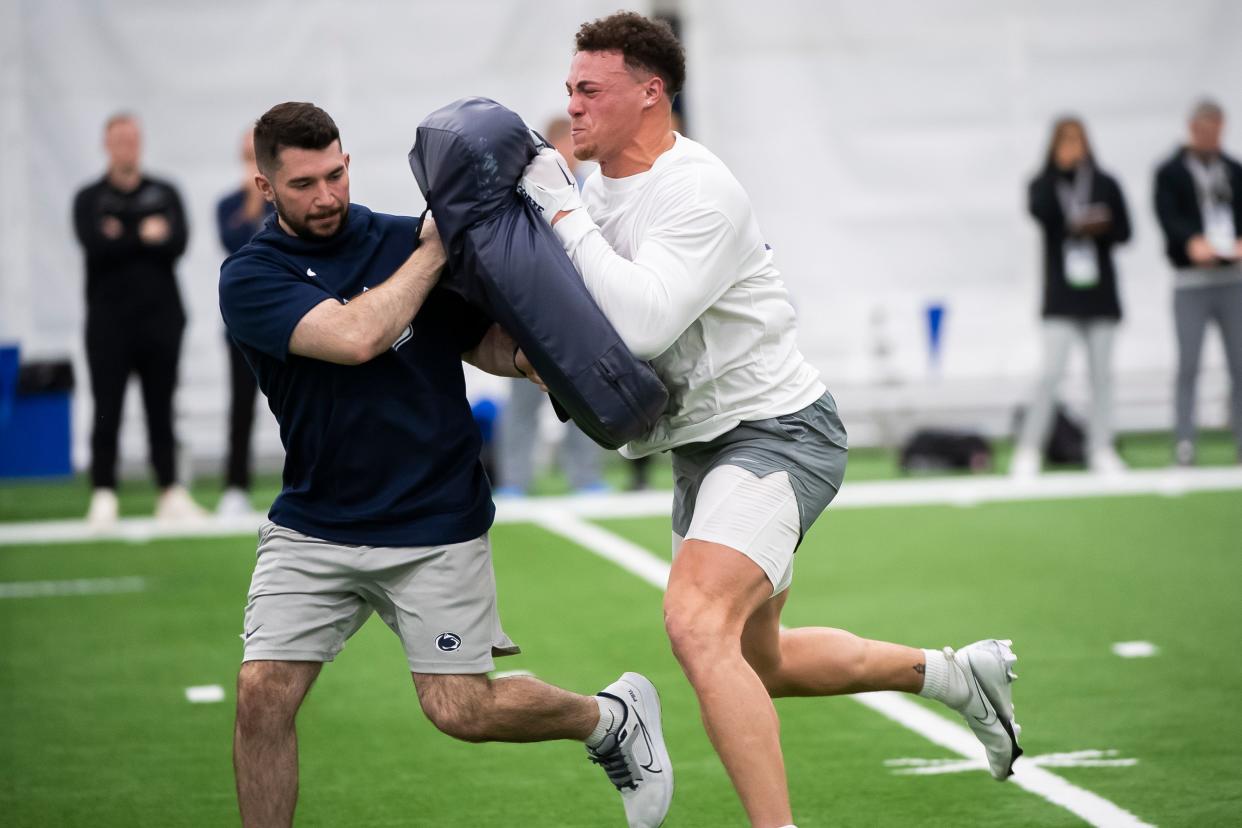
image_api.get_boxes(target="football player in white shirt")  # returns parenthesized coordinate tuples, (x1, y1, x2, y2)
(520, 12, 1023, 828)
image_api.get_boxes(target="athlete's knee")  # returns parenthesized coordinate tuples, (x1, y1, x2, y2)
(235, 661, 317, 731)
(663, 593, 736, 670)
(424, 704, 492, 743)
(416, 676, 493, 743)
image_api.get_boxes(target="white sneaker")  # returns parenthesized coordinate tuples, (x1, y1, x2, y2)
(944, 640, 1022, 780)
(1089, 448, 1127, 476)
(1175, 440, 1195, 467)
(155, 484, 208, 522)
(86, 488, 119, 528)
(216, 487, 254, 517)
(587, 672, 674, 828)
(1009, 447, 1040, 479)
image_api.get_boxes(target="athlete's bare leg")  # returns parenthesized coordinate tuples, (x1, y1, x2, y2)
(411, 672, 598, 742)
(740, 590, 925, 698)
(664, 540, 792, 828)
(664, 539, 928, 828)
(234, 660, 322, 828)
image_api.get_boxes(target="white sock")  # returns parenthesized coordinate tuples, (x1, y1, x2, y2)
(585, 695, 625, 748)
(917, 647, 968, 709)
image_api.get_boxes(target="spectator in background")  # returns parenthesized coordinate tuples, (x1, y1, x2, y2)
(494, 117, 606, 497)
(73, 113, 205, 525)
(1011, 116, 1131, 478)
(1154, 99, 1242, 466)
(216, 128, 275, 516)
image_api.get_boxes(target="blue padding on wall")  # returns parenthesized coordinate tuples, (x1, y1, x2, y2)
(0, 392, 73, 479)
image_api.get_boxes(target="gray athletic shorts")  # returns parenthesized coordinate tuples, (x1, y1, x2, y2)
(671, 393, 848, 590)
(241, 522, 520, 674)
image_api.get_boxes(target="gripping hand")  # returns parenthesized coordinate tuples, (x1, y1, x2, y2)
(517, 147, 582, 223)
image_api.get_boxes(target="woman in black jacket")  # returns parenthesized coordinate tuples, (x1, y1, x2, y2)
(1011, 116, 1132, 477)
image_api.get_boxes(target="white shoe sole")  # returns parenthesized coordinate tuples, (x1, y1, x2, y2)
(964, 639, 1023, 780)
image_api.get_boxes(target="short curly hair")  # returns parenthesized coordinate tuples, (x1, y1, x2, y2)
(575, 11, 685, 99)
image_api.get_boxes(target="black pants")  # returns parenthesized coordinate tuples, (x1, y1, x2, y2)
(86, 311, 184, 489)
(225, 336, 259, 490)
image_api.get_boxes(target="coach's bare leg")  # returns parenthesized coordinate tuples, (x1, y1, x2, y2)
(741, 591, 925, 698)
(664, 539, 789, 828)
(234, 660, 322, 828)
(412, 672, 599, 743)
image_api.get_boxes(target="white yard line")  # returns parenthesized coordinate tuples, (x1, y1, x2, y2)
(856, 693, 1153, 826)
(0, 575, 147, 599)
(3, 466, 1239, 547)
(535, 510, 1155, 828)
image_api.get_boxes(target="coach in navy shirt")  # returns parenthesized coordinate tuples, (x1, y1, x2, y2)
(221, 196, 493, 547)
(220, 102, 668, 828)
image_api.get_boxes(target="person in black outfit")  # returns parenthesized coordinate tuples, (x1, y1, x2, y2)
(1153, 99, 1242, 466)
(72, 113, 205, 525)
(215, 128, 275, 516)
(1011, 116, 1132, 477)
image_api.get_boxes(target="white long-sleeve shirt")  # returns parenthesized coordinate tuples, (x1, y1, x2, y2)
(553, 133, 825, 457)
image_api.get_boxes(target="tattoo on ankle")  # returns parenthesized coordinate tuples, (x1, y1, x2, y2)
(913, 663, 925, 675)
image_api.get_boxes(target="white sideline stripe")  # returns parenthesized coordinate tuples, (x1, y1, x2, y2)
(3, 466, 1241, 547)
(0, 575, 147, 599)
(0, 514, 266, 547)
(536, 510, 1155, 828)
(530, 511, 671, 588)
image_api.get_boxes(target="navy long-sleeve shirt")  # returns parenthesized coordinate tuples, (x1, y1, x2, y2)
(216, 187, 275, 256)
(72, 174, 188, 320)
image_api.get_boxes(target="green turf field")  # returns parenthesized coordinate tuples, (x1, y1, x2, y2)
(2, 487, 1239, 826)
(1, 429, 1235, 523)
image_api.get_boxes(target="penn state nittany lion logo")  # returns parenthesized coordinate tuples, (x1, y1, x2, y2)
(435, 632, 462, 652)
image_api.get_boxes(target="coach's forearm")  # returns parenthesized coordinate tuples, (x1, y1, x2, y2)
(342, 243, 445, 361)
(290, 241, 446, 365)
(462, 324, 523, 378)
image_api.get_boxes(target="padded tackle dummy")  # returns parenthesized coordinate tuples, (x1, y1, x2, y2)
(409, 97, 668, 450)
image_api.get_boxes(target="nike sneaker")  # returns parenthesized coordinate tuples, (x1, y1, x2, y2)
(588, 672, 674, 827)
(946, 639, 1023, 780)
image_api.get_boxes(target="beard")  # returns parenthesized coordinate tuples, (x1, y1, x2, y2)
(572, 141, 597, 162)
(274, 194, 348, 241)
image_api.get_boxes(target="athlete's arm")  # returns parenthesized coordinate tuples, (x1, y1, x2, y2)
(519, 149, 741, 360)
(550, 205, 738, 361)
(288, 217, 446, 365)
(462, 324, 546, 388)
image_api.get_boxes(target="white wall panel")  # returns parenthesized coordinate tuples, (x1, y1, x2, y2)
(683, 0, 1242, 441)
(2, 0, 1240, 472)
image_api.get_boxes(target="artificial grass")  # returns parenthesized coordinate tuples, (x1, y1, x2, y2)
(3, 492, 1239, 824)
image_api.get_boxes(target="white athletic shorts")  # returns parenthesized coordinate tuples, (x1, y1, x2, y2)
(672, 465, 802, 594)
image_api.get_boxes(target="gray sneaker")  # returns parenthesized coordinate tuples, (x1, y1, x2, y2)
(587, 672, 674, 828)
(949, 639, 1023, 780)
